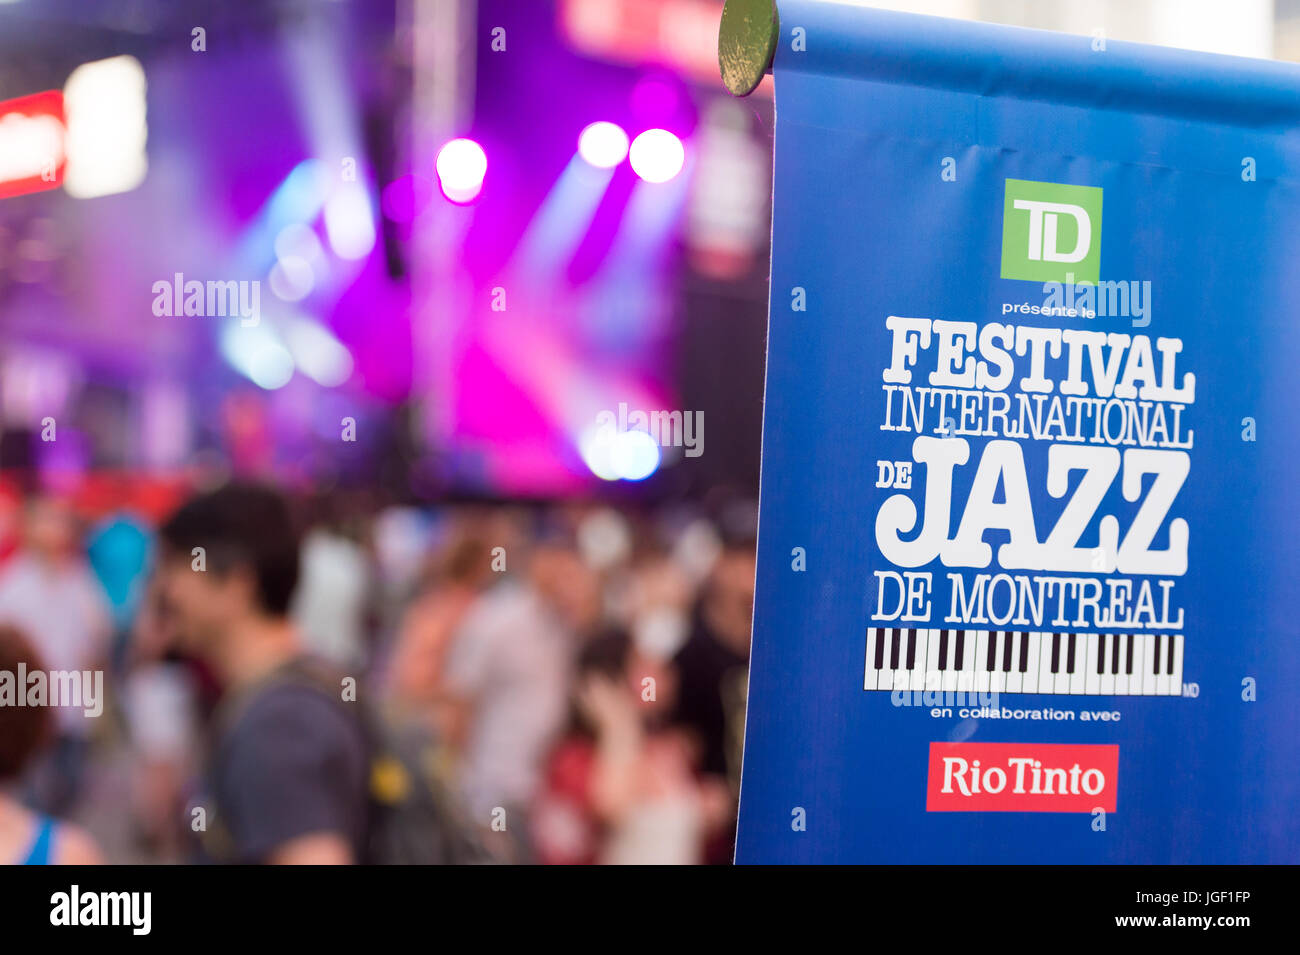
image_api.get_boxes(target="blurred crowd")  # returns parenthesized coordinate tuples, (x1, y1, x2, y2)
(0, 481, 756, 865)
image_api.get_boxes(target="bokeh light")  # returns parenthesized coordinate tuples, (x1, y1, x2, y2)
(435, 137, 487, 203)
(611, 429, 661, 481)
(578, 121, 629, 169)
(628, 129, 685, 183)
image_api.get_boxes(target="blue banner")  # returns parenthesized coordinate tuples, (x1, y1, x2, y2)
(737, 1, 1300, 863)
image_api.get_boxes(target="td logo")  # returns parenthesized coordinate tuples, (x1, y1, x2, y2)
(1000, 178, 1102, 284)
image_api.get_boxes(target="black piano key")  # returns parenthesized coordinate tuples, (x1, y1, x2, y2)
(954, 630, 965, 669)
(1051, 633, 1061, 673)
(1097, 634, 1107, 675)
(1111, 634, 1120, 674)
(890, 629, 901, 670)
(1002, 632, 1014, 672)
(1152, 635, 1162, 674)
(987, 632, 998, 671)
(1019, 632, 1029, 672)
(1126, 634, 1134, 675)
(906, 628, 918, 669)
(874, 628, 885, 669)
(937, 630, 949, 670)
(1066, 633, 1077, 673)
(1167, 634, 1176, 674)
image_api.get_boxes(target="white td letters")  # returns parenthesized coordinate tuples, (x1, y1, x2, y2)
(1013, 199, 1092, 263)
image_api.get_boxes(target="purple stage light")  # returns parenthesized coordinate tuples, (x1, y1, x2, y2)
(577, 122, 629, 169)
(436, 138, 487, 203)
(628, 129, 684, 184)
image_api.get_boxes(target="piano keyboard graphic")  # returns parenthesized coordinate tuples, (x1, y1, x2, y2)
(864, 628, 1184, 696)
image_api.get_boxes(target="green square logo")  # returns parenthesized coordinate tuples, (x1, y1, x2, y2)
(1000, 178, 1103, 284)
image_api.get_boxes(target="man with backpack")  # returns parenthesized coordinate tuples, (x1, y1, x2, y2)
(156, 482, 488, 865)
(155, 483, 368, 864)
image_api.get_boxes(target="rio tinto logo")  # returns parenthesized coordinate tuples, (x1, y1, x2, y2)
(926, 742, 1118, 812)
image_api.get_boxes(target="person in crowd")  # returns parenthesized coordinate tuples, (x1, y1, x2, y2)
(155, 482, 369, 864)
(291, 492, 374, 670)
(447, 532, 604, 848)
(386, 517, 493, 732)
(0, 493, 112, 816)
(532, 629, 731, 865)
(671, 536, 756, 862)
(121, 578, 202, 861)
(621, 550, 694, 664)
(0, 625, 104, 865)
(388, 516, 600, 858)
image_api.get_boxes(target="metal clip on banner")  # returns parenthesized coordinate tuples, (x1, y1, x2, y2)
(723, 0, 1300, 863)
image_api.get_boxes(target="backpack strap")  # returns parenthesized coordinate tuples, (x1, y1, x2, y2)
(212, 656, 351, 738)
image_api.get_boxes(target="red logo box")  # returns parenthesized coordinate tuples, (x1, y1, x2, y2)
(926, 742, 1118, 813)
(0, 90, 66, 200)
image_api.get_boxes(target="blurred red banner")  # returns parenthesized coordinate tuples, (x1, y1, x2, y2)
(0, 90, 66, 200)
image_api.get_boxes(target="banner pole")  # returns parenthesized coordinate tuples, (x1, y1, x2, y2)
(718, 0, 779, 96)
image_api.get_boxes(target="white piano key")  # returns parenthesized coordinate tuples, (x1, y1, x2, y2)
(1127, 633, 1142, 695)
(1152, 633, 1165, 695)
(1085, 633, 1100, 695)
(1129, 633, 1143, 695)
(864, 628, 878, 690)
(1142, 634, 1157, 695)
(940, 630, 958, 694)
(925, 628, 942, 694)
(878, 628, 896, 693)
(893, 627, 908, 691)
(1171, 634, 1184, 696)
(909, 627, 929, 692)
(1005, 632, 1023, 694)
(879, 626, 898, 693)
(960, 630, 980, 696)
(1050, 633, 1068, 694)
(975, 630, 991, 694)
(1155, 633, 1171, 695)
(940, 628, 955, 693)
(943, 630, 961, 694)
(1060, 632, 1078, 694)
(1113, 634, 1129, 696)
(989, 631, 1006, 694)
(1000, 630, 1017, 692)
(1041, 632, 1054, 689)
(996, 630, 1010, 689)
(1069, 633, 1087, 694)
(895, 628, 914, 692)
(1022, 631, 1041, 693)
(1038, 632, 1056, 694)
(1003, 634, 1024, 696)
(1099, 633, 1116, 696)
(1128, 633, 1143, 695)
